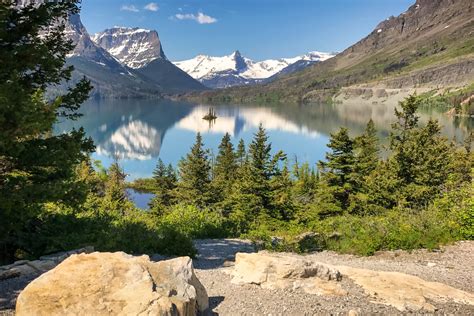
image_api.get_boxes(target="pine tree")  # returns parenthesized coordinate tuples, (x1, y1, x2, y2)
(229, 125, 285, 221)
(149, 159, 177, 214)
(352, 119, 379, 192)
(0, 1, 94, 261)
(212, 133, 237, 204)
(389, 94, 422, 184)
(293, 161, 318, 204)
(317, 127, 355, 215)
(176, 133, 212, 207)
(388, 96, 453, 209)
(236, 139, 247, 167)
(104, 162, 128, 214)
(270, 163, 296, 220)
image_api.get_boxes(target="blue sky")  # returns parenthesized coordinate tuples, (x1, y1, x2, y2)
(81, 0, 414, 61)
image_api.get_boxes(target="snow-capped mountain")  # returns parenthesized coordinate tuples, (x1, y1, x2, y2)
(173, 51, 335, 88)
(92, 27, 166, 69)
(91, 26, 206, 93)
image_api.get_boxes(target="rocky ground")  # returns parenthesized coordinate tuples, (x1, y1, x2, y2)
(1, 240, 473, 315)
(194, 239, 474, 315)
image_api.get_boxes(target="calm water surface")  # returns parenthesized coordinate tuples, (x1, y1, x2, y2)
(56, 98, 473, 207)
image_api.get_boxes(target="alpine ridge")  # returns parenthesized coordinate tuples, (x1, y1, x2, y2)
(92, 27, 166, 69)
(92, 27, 207, 94)
(173, 51, 334, 88)
(194, 0, 474, 103)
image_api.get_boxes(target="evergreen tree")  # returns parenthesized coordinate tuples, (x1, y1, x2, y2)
(176, 133, 212, 207)
(293, 161, 318, 204)
(317, 127, 355, 215)
(270, 163, 296, 220)
(389, 94, 422, 184)
(104, 162, 128, 214)
(388, 96, 453, 208)
(149, 159, 177, 214)
(212, 133, 238, 204)
(229, 125, 285, 221)
(0, 1, 94, 261)
(352, 119, 379, 193)
(236, 139, 247, 167)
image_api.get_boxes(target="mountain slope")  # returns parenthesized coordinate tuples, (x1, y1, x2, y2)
(63, 15, 162, 98)
(174, 51, 334, 88)
(93, 27, 207, 93)
(194, 0, 473, 103)
(136, 58, 208, 94)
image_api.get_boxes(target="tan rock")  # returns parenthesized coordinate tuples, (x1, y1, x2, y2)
(336, 265, 474, 312)
(231, 252, 345, 296)
(16, 252, 208, 316)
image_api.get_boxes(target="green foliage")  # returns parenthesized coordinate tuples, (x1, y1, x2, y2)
(160, 205, 229, 239)
(176, 133, 212, 207)
(0, 1, 94, 261)
(149, 159, 177, 214)
(317, 127, 355, 214)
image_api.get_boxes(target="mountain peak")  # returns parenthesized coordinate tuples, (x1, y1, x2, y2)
(173, 50, 335, 88)
(92, 27, 166, 69)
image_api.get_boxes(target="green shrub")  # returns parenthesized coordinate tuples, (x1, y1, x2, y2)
(16, 200, 197, 260)
(160, 204, 229, 239)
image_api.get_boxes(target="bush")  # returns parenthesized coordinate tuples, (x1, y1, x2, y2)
(15, 200, 197, 260)
(160, 204, 229, 239)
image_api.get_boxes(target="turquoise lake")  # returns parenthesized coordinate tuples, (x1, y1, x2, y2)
(56, 98, 473, 207)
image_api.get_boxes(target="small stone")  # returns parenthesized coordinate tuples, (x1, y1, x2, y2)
(427, 262, 436, 267)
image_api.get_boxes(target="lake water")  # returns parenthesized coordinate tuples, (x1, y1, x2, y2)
(56, 98, 473, 208)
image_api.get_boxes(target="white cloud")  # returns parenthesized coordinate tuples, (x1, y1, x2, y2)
(144, 2, 159, 12)
(175, 12, 217, 24)
(121, 5, 139, 12)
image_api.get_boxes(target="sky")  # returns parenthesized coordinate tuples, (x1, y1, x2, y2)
(80, 0, 415, 62)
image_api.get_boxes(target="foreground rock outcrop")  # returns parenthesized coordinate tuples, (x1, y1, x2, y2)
(231, 251, 474, 312)
(338, 265, 474, 312)
(231, 252, 347, 296)
(16, 252, 208, 316)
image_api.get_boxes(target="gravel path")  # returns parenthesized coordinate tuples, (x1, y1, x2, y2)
(1, 240, 473, 315)
(194, 239, 474, 315)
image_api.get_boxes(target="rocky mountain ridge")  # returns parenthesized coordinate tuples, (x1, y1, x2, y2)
(174, 50, 334, 88)
(92, 27, 166, 69)
(194, 0, 474, 103)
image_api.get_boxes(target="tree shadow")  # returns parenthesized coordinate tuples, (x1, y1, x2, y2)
(193, 239, 256, 270)
(204, 295, 225, 315)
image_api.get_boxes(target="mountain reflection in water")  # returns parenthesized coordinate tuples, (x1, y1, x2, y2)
(56, 98, 473, 180)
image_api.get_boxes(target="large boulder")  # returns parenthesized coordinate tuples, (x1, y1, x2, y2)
(16, 252, 208, 316)
(231, 252, 346, 296)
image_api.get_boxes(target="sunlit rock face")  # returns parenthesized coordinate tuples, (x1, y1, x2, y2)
(175, 106, 320, 138)
(97, 120, 162, 160)
(92, 27, 166, 69)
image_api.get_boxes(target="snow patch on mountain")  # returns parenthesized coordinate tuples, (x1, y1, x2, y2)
(92, 27, 166, 69)
(173, 50, 334, 88)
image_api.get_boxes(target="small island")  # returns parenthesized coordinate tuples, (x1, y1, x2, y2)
(202, 107, 217, 121)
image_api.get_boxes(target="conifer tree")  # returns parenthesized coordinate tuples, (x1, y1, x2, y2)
(270, 163, 296, 220)
(149, 159, 177, 213)
(176, 133, 212, 207)
(104, 161, 128, 214)
(317, 127, 355, 215)
(236, 139, 247, 167)
(352, 119, 379, 192)
(0, 1, 94, 261)
(212, 133, 238, 204)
